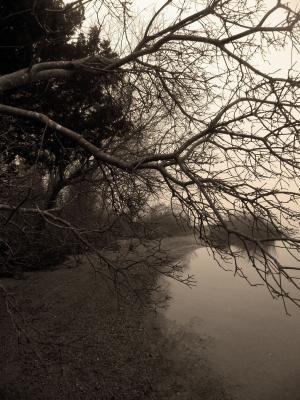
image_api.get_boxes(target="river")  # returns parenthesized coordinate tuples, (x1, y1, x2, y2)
(163, 243, 300, 400)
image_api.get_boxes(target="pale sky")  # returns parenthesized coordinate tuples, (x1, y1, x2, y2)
(132, 0, 300, 73)
(69, 1, 300, 54)
(80, 0, 300, 75)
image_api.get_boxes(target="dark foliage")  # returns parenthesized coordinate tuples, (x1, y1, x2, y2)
(0, 1, 134, 275)
(0, 0, 83, 74)
(1, 17, 128, 171)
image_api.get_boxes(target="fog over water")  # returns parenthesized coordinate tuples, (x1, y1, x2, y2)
(163, 245, 300, 400)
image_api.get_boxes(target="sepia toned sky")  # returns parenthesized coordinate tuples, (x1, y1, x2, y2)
(132, 0, 300, 71)
(71, 1, 300, 70)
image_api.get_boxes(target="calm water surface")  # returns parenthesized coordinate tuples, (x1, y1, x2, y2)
(163, 245, 300, 400)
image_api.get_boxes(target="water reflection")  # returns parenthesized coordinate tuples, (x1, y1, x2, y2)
(164, 245, 300, 400)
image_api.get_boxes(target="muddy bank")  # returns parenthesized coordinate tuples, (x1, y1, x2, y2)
(0, 235, 231, 400)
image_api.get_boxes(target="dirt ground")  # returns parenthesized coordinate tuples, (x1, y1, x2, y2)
(0, 235, 232, 400)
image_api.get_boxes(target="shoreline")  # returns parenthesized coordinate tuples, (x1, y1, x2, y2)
(0, 234, 231, 400)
